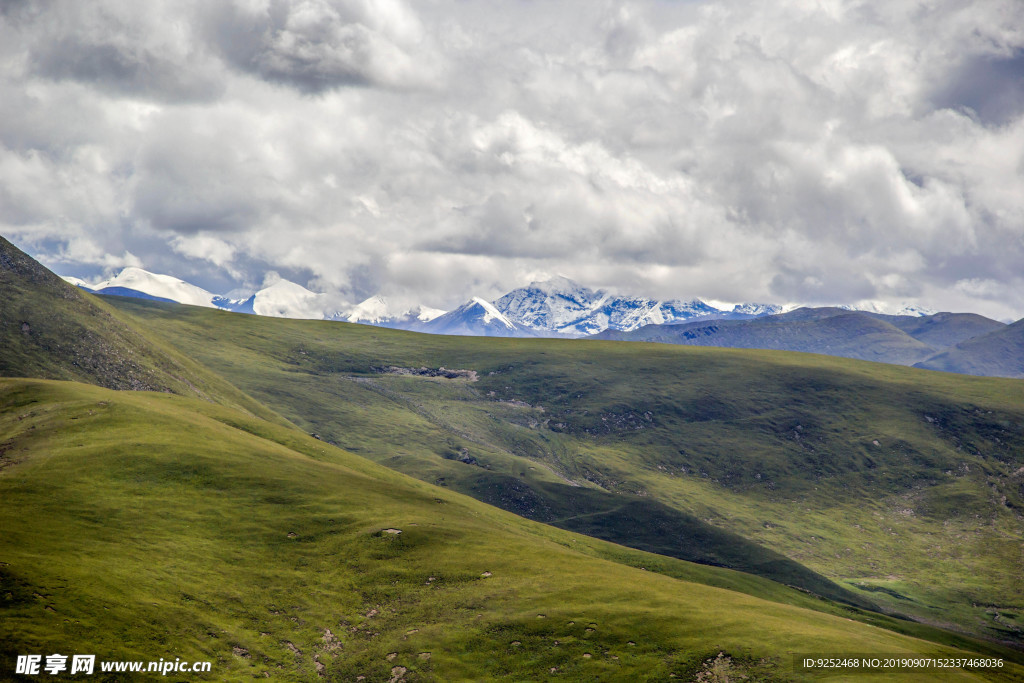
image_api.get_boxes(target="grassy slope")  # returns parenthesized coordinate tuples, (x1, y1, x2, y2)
(97, 299, 871, 610)
(6, 379, 1018, 682)
(105, 299, 1024, 648)
(0, 236, 283, 425)
(594, 310, 939, 366)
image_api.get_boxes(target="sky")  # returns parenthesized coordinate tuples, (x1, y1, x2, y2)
(1, 0, 1023, 319)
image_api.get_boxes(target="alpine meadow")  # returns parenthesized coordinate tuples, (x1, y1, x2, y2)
(2, 235, 1023, 681)
(3, 0, 1024, 680)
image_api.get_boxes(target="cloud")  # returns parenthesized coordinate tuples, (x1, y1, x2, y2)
(130, 108, 274, 234)
(931, 51, 1024, 127)
(207, 0, 443, 92)
(3, 0, 440, 101)
(1, 0, 1023, 320)
(8, 1, 225, 103)
(170, 233, 237, 269)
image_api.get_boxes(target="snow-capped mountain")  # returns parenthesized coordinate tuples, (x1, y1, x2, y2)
(490, 277, 778, 337)
(843, 301, 936, 317)
(60, 275, 96, 290)
(344, 295, 446, 328)
(245, 279, 328, 320)
(68, 267, 947, 339)
(69, 267, 219, 308)
(418, 297, 531, 337)
(492, 275, 609, 335)
(214, 279, 340, 320)
(726, 303, 786, 317)
(567, 296, 723, 336)
(65, 268, 336, 320)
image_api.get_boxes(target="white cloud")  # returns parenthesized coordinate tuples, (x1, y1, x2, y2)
(170, 233, 237, 268)
(1, 0, 1023, 320)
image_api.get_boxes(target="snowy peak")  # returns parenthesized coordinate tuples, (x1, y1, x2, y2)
(572, 296, 723, 335)
(346, 295, 393, 324)
(251, 279, 326, 320)
(729, 303, 785, 317)
(344, 295, 447, 327)
(472, 296, 517, 330)
(415, 306, 448, 323)
(90, 267, 218, 308)
(844, 301, 936, 317)
(494, 277, 607, 334)
(418, 297, 529, 337)
(493, 277, 746, 337)
(61, 276, 93, 289)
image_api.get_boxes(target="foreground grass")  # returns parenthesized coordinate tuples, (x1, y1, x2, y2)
(1, 379, 1019, 681)
(105, 298, 1024, 648)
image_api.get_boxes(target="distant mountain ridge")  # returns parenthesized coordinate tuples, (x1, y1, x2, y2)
(915, 318, 1024, 378)
(63, 268, 787, 336)
(593, 306, 1015, 375)
(68, 269, 334, 320)
(62, 267, 1024, 378)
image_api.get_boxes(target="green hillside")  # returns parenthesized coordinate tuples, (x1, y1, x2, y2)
(0, 236, 282, 424)
(97, 298, 871, 609)
(106, 298, 1024, 648)
(2, 245, 1022, 680)
(7, 378, 1018, 681)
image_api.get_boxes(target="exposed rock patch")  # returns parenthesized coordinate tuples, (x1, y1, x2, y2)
(372, 366, 478, 381)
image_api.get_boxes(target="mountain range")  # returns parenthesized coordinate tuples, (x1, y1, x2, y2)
(62, 266, 1024, 377)
(65, 267, 337, 319)
(99, 272, 1024, 653)
(64, 267, 791, 336)
(594, 307, 1019, 375)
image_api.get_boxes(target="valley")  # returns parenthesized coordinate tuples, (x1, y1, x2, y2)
(2, 236, 1022, 681)
(106, 296, 1024, 650)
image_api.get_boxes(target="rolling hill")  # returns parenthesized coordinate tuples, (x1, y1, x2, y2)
(866, 312, 1007, 350)
(5, 378, 1017, 681)
(916, 319, 1024, 378)
(5, 242, 1019, 679)
(0, 237, 280, 424)
(105, 296, 1024, 650)
(592, 307, 1011, 369)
